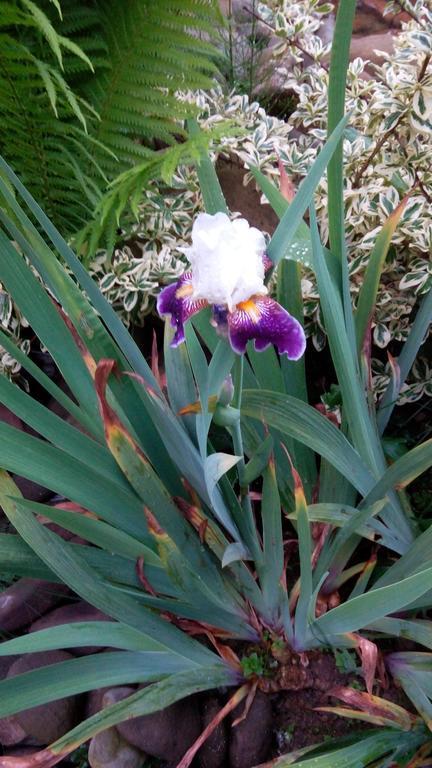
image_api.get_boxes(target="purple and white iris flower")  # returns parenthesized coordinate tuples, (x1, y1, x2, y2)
(157, 212, 306, 359)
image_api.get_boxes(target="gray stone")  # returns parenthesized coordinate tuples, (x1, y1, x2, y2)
(30, 601, 108, 655)
(117, 690, 201, 763)
(198, 696, 227, 768)
(229, 691, 273, 768)
(89, 688, 145, 768)
(4, 651, 79, 745)
(0, 579, 69, 633)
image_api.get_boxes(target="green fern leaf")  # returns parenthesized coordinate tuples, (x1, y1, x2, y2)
(2, 0, 224, 242)
(19, 0, 64, 67)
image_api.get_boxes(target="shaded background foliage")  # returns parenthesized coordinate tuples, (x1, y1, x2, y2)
(0, 0, 222, 234)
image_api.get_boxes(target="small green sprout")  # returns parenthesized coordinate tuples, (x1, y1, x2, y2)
(241, 651, 266, 678)
(334, 649, 358, 675)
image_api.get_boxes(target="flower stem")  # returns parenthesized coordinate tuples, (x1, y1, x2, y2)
(231, 355, 248, 495)
(231, 356, 266, 578)
(231, 356, 261, 561)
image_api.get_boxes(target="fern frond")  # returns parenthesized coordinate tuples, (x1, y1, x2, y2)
(75, 119, 241, 259)
(0, 41, 104, 232)
(53, 0, 224, 177)
(19, 0, 65, 67)
(2, 0, 224, 239)
(54, 6, 101, 35)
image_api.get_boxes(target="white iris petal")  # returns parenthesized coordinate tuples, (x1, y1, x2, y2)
(182, 212, 267, 311)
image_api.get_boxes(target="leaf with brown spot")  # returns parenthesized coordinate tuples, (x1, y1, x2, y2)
(174, 496, 226, 560)
(94, 359, 127, 439)
(55, 301, 98, 379)
(151, 330, 165, 390)
(354, 634, 378, 694)
(94, 360, 243, 615)
(178, 396, 218, 416)
(322, 686, 416, 730)
(277, 158, 296, 203)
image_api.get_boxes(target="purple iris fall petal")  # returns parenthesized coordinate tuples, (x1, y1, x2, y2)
(227, 295, 306, 359)
(157, 271, 207, 347)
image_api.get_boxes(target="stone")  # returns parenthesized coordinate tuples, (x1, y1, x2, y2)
(216, 157, 279, 235)
(0, 654, 22, 744)
(89, 729, 144, 768)
(0, 712, 27, 747)
(0, 405, 23, 432)
(102, 687, 136, 709)
(88, 688, 145, 768)
(85, 679, 135, 720)
(198, 696, 227, 768)
(0, 676, 26, 747)
(117, 691, 201, 763)
(0, 655, 19, 679)
(0, 578, 69, 633)
(4, 651, 79, 745)
(29, 601, 108, 655)
(229, 691, 273, 768)
(12, 475, 52, 503)
(86, 687, 112, 719)
(350, 31, 396, 66)
(219, 0, 251, 21)
(353, 0, 410, 33)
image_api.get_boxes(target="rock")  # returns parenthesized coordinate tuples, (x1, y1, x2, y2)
(29, 602, 108, 655)
(0, 405, 23, 432)
(89, 729, 144, 768)
(350, 31, 396, 66)
(88, 688, 145, 768)
(229, 692, 273, 768)
(86, 680, 136, 720)
(117, 691, 201, 763)
(0, 714, 27, 747)
(219, 0, 254, 21)
(86, 687, 112, 719)
(0, 655, 19, 680)
(253, 40, 299, 96)
(217, 157, 279, 235)
(3, 651, 79, 745)
(102, 687, 136, 709)
(12, 475, 52, 503)
(198, 696, 227, 768)
(0, 654, 22, 745)
(0, 578, 69, 633)
(353, 0, 410, 33)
